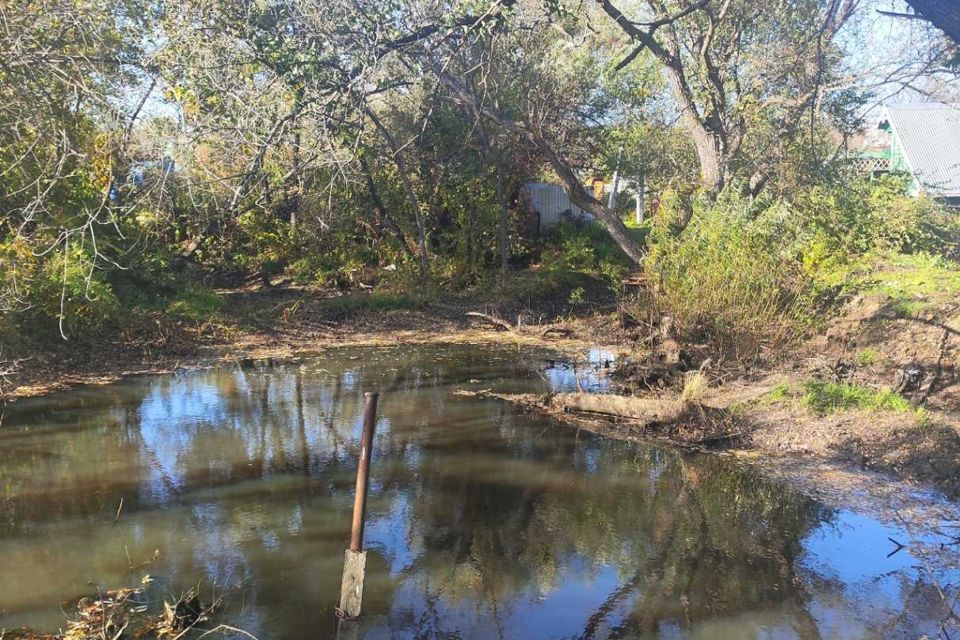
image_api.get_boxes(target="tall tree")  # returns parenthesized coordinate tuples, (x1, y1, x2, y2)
(422, 4, 655, 264)
(597, 0, 860, 195)
(0, 0, 159, 333)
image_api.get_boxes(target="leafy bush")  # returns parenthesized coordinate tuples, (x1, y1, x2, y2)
(797, 175, 958, 264)
(644, 189, 809, 361)
(0, 238, 33, 315)
(642, 176, 960, 364)
(1, 239, 119, 339)
(540, 217, 642, 292)
(282, 221, 383, 289)
(474, 268, 587, 313)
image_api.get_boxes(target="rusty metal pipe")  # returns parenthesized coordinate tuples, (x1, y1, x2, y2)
(349, 392, 378, 552)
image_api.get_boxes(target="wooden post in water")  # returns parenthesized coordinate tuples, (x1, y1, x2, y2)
(337, 392, 379, 621)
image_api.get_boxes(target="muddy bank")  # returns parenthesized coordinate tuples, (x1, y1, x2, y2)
(1, 285, 609, 400)
(487, 382, 960, 499)
(744, 399, 960, 496)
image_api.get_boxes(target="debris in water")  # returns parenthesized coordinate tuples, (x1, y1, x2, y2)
(2, 584, 249, 640)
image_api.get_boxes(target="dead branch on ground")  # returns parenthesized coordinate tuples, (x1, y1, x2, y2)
(465, 311, 512, 331)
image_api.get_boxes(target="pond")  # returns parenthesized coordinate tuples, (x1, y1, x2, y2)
(0, 344, 956, 639)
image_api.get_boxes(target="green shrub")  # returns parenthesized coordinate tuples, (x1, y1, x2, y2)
(319, 291, 425, 318)
(2, 240, 120, 339)
(540, 217, 641, 291)
(567, 286, 586, 305)
(287, 240, 383, 288)
(644, 189, 810, 361)
(0, 238, 33, 317)
(641, 177, 959, 365)
(479, 269, 588, 311)
(798, 175, 958, 265)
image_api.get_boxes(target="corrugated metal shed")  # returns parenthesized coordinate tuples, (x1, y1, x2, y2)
(881, 103, 960, 198)
(521, 183, 594, 231)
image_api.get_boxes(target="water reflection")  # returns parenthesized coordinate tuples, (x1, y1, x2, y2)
(0, 345, 955, 639)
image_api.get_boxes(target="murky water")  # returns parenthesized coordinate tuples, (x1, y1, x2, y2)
(1, 345, 957, 639)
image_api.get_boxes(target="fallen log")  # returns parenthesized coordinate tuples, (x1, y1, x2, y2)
(452, 388, 493, 397)
(549, 392, 688, 423)
(488, 392, 692, 425)
(465, 311, 512, 331)
(482, 391, 739, 448)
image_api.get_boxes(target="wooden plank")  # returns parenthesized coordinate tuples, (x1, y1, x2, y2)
(336, 619, 360, 640)
(338, 549, 367, 619)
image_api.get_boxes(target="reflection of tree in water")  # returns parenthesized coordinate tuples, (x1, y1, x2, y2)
(797, 566, 959, 640)
(204, 354, 830, 635)
(0, 395, 151, 532)
(567, 451, 830, 638)
(396, 416, 835, 638)
(4, 345, 958, 639)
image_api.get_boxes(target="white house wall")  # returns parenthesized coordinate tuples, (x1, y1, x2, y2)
(523, 183, 592, 231)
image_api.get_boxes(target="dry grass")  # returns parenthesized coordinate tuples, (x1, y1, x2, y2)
(681, 372, 709, 404)
(3, 583, 254, 640)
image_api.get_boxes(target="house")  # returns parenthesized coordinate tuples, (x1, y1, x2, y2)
(520, 178, 645, 232)
(520, 183, 594, 232)
(878, 103, 960, 206)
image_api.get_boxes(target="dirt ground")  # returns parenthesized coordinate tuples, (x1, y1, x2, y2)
(739, 293, 960, 497)
(3, 283, 959, 500)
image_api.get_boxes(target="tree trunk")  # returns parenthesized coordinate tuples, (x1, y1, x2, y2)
(690, 127, 724, 194)
(597, 0, 726, 196)
(358, 155, 416, 261)
(905, 0, 960, 43)
(607, 146, 622, 210)
(366, 108, 430, 279)
(635, 174, 644, 224)
(665, 66, 725, 194)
